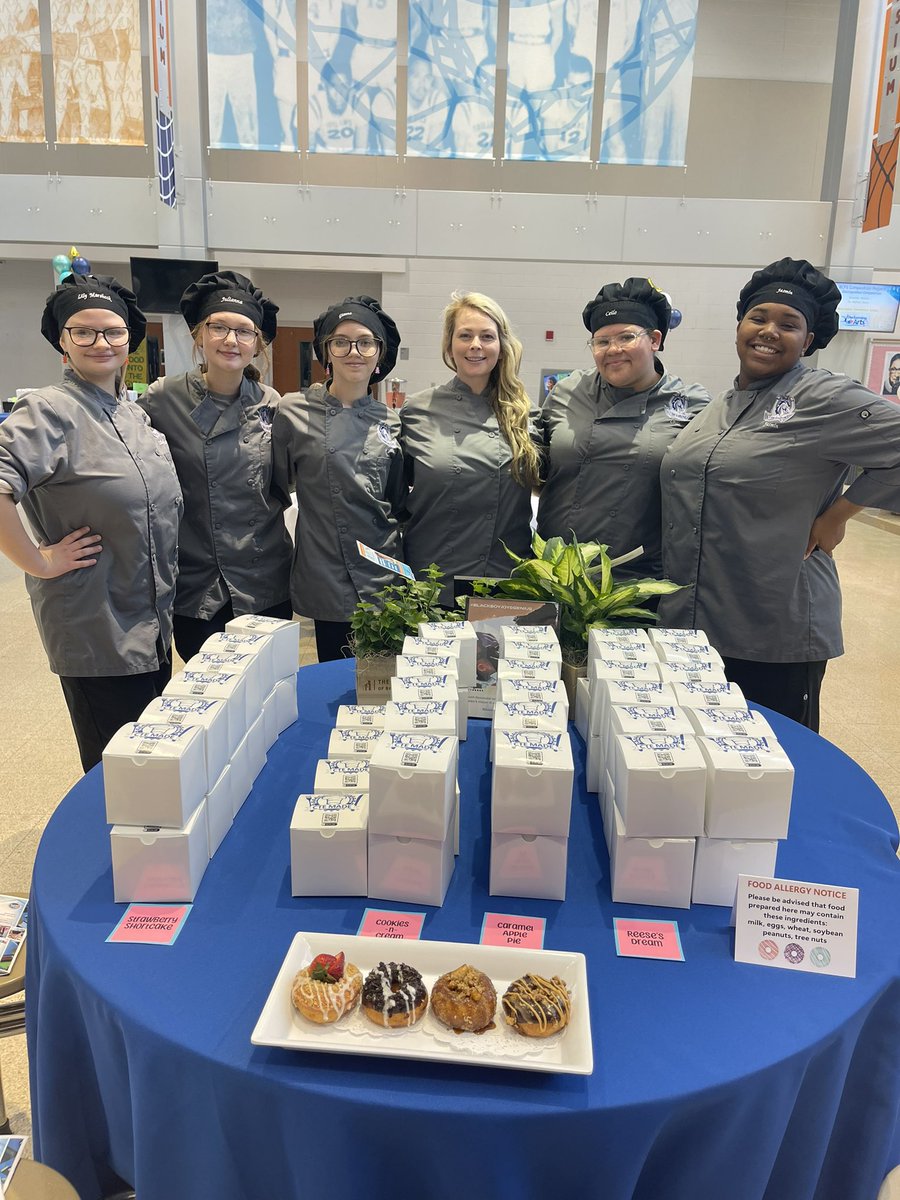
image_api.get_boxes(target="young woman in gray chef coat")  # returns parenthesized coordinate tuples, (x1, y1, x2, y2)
(400, 292, 542, 604)
(272, 296, 404, 662)
(139, 271, 293, 662)
(538, 277, 709, 580)
(659, 257, 900, 729)
(0, 274, 182, 771)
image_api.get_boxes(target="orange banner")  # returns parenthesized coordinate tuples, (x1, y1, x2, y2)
(864, 0, 900, 232)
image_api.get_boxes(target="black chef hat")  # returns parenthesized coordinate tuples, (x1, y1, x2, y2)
(41, 274, 146, 354)
(736, 258, 841, 354)
(313, 295, 401, 382)
(180, 271, 279, 344)
(582, 278, 672, 350)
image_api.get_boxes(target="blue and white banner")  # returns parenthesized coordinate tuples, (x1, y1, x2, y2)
(207, 0, 297, 152)
(599, 0, 697, 167)
(152, 0, 176, 206)
(504, 0, 597, 162)
(407, 0, 498, 159)
(309, 0, 397, 156)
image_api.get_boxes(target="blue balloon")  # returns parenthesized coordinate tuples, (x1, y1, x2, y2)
(669, 308, 683, 330)
(71, 256, 91, 275)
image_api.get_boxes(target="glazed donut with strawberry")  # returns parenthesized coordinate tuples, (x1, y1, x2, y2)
(291, 952, 362, 1024)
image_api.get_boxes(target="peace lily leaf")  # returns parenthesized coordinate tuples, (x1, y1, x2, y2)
(541, 536, 566, 564)
(609, 545, 645, 569)
(631, 578, 687, 598)
(500, 540, 526, 568)
(610, 606, 661, 622)
(531, 532, 547, 559)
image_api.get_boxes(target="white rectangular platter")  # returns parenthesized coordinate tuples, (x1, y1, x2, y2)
(251, 931, 593, 1075)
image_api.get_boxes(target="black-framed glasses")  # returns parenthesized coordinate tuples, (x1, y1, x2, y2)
(587, 330, 649, 352)
(205, 321, 258, 346)
(63, 326, 130, 347)
(327, 335, 381, 358)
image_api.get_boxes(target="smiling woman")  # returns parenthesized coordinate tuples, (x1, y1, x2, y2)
(659, 257, 900, 729)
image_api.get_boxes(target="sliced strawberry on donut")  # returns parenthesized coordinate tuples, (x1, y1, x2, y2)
(309, 952, 345, 983)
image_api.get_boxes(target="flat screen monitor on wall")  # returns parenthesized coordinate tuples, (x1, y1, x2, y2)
(835, 283, 900, 333)
(129, 257, 219, 315)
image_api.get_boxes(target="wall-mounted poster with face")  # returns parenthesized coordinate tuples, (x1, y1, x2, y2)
(539, 369, 573, 403)
(864, 338, 900, 401)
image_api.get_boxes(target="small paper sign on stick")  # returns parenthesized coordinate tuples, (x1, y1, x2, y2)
(733, 875, 858, 978)
(356, 541, 414, 580)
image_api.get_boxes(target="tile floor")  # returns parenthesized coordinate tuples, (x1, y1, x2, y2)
(0, 516, 897, 1193)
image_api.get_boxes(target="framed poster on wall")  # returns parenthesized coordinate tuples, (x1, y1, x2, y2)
(864, 338, 900, 399)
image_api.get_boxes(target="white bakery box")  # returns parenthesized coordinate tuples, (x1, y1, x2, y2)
(497, 677, 570, 712)
(103, 722, 207, 828)
(591, 641, 661, 670)
(496, 658, 561, 684)
(416, 621, 478, 686)
(313, 758, 371, 794)
(603, 703, 696, 795)
(492, 730, 574, 838)
(692, 836, 779, 907)
(608, 732, 706, 838)
(649, 628, 711, 650)
(163, 668, 247, 754)
(229, 714, 268, 816)
(384, 699, 462, 739)
(669, 681, 747, 711)
(606, 801, 695, 909)
(368, 814, 456, 907)
(394, 654, 460, 680)
(110, 802, 209, 903)
(335, 704, 386, 731)
(326, 727, 382, 761)
(589, 676, 676, 741)
(201, 629, 276, 696)
(489, 832, 568, 902)
(490, 700, 569, 759)
(367, 731, 459, 841)
(401, 636, 465, 679)
(139, 695, 230, 785)
(290, 793, 368, 897)
(498, 623, 559, 654)
(588, 627, 652, 668)
(388, 679, 465, 738)
(657, 644, 725, 670)
(499, 639, 563, 669)
(265, 676, 298, 741)
(699, 735, 794, 840)
(574, 677, 590, 741)
(188, 649, 263, 717)
(686, 707, 776, 740)
(657, 661, 728, 687)
(226, 614, 299, 681)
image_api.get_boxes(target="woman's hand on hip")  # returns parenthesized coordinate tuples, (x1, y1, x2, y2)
(804, 496, 863, 559)
(36, 527, 102, 578)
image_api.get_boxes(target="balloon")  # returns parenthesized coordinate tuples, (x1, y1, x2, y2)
(71, 256, 91, 275)
(51, 254, 70, 285)
(669, 308, 683, 330)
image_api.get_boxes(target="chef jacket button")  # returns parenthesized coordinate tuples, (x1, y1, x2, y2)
(252, 556, 259, 563)
(248, 519, 256, 527)
(609, 509, 617, 517)
(243, 437, 250, 444)
(585, 458, 592, 464)
(206, 439, 213, 445)
(670, 469, 676, 476)
(371, 518, 378, 525)
(150, 504, 156, 512)
(454, 428, 460, 434)
(668, 522, 674, 530)
(211, 481, 218, 488)
(693, 527, 698, 535)
(332, 486, 340, 494)
(330, 408, 338, 416)
(329, 447, 336, 454)
(572, 503, 580, 509)
(623, 465, 631, 472)
(214, 521, 222, 529)
(486, 513, 493, 519)
(339, 526, 348, 534)
(453, 466, 461, 474)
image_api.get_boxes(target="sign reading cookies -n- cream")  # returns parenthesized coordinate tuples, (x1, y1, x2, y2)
(358, 909, 426, 939)
(734, 874, 858, 978)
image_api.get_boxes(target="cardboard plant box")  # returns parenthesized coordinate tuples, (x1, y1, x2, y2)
(355, 655, 397, 704)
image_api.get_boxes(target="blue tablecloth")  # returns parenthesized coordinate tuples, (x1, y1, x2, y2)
(27, 661, 900, 1200)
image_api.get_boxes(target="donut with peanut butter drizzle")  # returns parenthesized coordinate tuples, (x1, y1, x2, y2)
(501, 974, 571, 1038)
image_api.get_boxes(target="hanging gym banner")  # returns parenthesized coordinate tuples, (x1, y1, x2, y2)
(407, 0, 498, 159)
(504, 0, 597, 162)
(207, 0, 298, 152)
(598, 0, 697, 167)
(0, 1, 45, 143)
(308, 0, 397, 156)
(152, 0, 176, 206)
(50, 0, 144, 145)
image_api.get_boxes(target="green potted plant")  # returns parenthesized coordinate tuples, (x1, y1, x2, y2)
(349, 564, 455, 702)
(473, 533, 684, 704)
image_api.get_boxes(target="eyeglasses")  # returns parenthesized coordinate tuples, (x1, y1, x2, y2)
(588, 330, 649, 352)
(205, 321, 258, 346)
(63, 326, 130, 347)
(327, 336, 381, 358)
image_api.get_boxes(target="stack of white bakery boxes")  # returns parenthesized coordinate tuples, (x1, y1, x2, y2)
(104, 616, 300, 903)
(490, 623, 574, 900)
(291, 621, 475, 905)
(576, 627, 794, 909)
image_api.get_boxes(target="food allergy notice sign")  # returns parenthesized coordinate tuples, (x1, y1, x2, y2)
(734, 875, 858, 978)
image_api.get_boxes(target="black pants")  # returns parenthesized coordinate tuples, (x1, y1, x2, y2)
(172, 599, 294, 663)
(721, 657, 828, 732)
(314, 619, 353, 663)
(59, 659, 173, 773)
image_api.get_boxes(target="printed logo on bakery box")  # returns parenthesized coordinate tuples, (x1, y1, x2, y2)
(403, 656, 452, 670)
(501, 622, 554, 639)
(504, 678, 555, 695)
(664, 660, 715, 674)
(704, 708, 753, 725)
(393, 702, 450, 716)
(400, 675, 451, 689)
(612, 681, 665, 697)
(322, 760, 366, 775)
(621, 705, 676, 721)
(501, 731, 563, 751)
(159, 697, 217, 715)
(505, 658, 551, 672)
(304, 793, 365, 813)
(385, 733, 449, 753)
(626, 733, 687, 752)
(408, 637, 456, 650)
(421, 622, 465, 634)
(501, 701, 557, 717)
(128, 723, 192, 744)
(218, 632, 267, 647)
(184, 671, 236, 685)
(681, 680, 727, 693)
(709, 735, 771, 754)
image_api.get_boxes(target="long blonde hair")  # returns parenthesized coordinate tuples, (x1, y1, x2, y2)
(441, 291, 541, 488)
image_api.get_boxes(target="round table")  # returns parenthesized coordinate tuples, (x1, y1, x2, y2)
(27, 661, 900, 1200)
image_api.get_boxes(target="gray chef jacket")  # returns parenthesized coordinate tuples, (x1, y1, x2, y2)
(537, 366, 709, 578)
(400, 378, 540, 604)
(140, 370, 292, 619)
(272, 383, 404, 621)
(659, 364, 900, 662)
(0, 369, 182, 676)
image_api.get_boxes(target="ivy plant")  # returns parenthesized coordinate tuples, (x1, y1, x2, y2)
(349, 564, 456, 658)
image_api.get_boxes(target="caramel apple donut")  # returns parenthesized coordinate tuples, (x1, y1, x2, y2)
(430, 964, 496, 1033)
(361, 962, 428, 1028)
(502, 974, 571, 1038)
(291, 952, 362, 1024)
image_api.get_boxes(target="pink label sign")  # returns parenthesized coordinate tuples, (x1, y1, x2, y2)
(614, 918, 684, 961)
(107, 904, 192, 946)
(480, 912, 546, 949)
(357, 909, 426, 939)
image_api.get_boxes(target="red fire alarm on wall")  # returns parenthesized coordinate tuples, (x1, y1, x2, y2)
(545, 330, 554, 341)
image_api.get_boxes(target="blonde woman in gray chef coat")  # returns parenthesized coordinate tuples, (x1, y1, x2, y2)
(272, 296, 405, 662)
(400, 292, 542, 604)
(0, 274, 182, 771)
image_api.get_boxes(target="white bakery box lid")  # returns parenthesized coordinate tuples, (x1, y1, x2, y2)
(615, 732, 706, 774)
(401, 636, 463, 661)
(699, 734, 793, 774)
(649, 628, 711, 649)
(313, 759, 371, 793)
(686, 708, 776, 740)
(493, 729, 574, 769)
(608, 703, 695, 738)
(497, 677, 570, 709)
(384, 700, 457, 733)
(493, 700, 569, 732)
(368, 731, 458, 774)
(590, 658, 662, 685)
(657, 661, 728, 685)
(497, 623, 560, 652)
(292, 793, 368, 832)
(326, 727, 383, 759)
(335, 704, 386, 729)
(657, 644, 725, 669)
(496, 658, 561, 683)
(390, 676, 457, 703)
(394, 654, 460, 678)
(670, 681, 747, 709)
